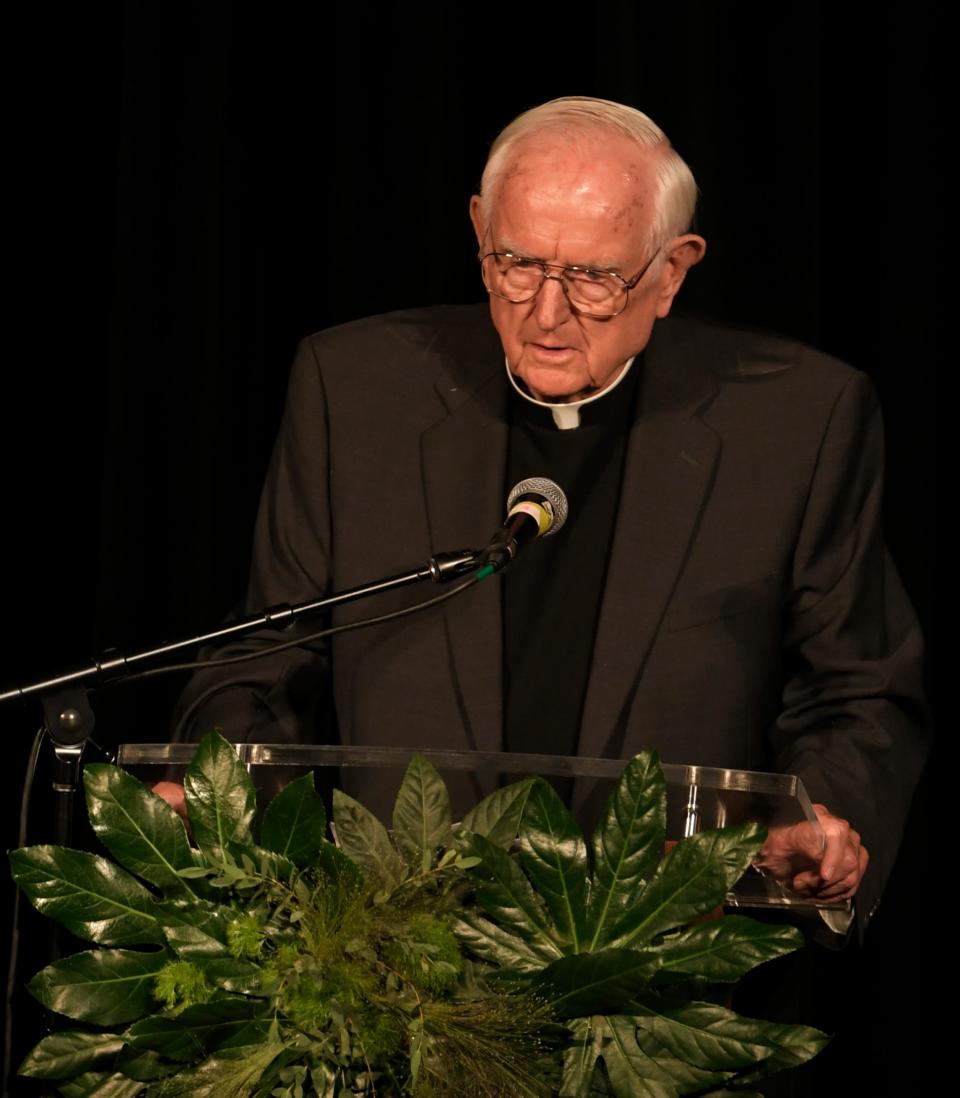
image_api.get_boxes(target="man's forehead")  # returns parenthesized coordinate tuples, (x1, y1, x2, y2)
(488, 134, 656, 265)
(500, 132, 655, 193)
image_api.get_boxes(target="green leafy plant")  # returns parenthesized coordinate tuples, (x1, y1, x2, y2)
(10, 733, 827, 1096)
(455, 754, 828, 1095)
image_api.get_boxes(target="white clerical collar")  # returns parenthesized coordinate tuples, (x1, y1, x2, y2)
(505, 356, 637, 430)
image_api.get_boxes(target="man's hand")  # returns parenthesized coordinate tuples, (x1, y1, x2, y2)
(754, 804, 869, 902)
(153, 781, 189, 827)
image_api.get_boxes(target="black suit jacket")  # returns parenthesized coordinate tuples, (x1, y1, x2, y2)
(175, 305, 927, 927)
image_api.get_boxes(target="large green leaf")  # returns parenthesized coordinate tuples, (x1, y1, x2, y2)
(561, 1016, 717, 1098)
(588, 752, 666, 950)
(718, 1014, 830, 1086)
(205, 1016, 272, 1054)
(518, 779, 590, 951)
(392, 753, 452, 872)
(83, 764, 197, 896)
(149, 1037, 284, 1097)
(633, 1000, 763, 1071)
(596, 1015, 678, 1098)
(461, 831, 563, 961)
(124, 998, 266, 1062)
(460, 778, 534, 849)
(115, 1041, 178, 1081)
(9, 846, 164, 946)
(162, 920, 231, 959)
(535, 949, 660, 1018)
(18, 1029, 124, 1080)
(691, 822, 766, 891)
(609, 1015, 732, 1095)
(183, 731, 256, 861)
(124, 1017, 204, 1063)
(602, 823, 764, 950)
(28, 947, 173, 1025)
(157, 899, 230, 946)
(560, 1017, 603, 1098)
(632, 998, 825, 1074)
(652, 916, 802, 983)
(57, 1071, 145, 1097)
(260, 772, 327, 868)
(314, 836, 363, 883)
(201, 957, 262, 994)
(332, 788, 402, 886)
(453, 911, 554, 973)
(603, 833, 732, 949)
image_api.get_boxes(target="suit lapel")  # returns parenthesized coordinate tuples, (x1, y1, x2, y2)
(420, 320, 507, 754)
(578, 321, 721, 760)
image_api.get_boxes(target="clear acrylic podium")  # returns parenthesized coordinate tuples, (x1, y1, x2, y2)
(117, 742, 849, 918)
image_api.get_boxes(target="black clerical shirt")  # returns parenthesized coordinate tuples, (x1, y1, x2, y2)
(503, 362, 641, 765)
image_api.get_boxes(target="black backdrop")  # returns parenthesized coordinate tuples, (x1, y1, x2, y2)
(4, 2, 938, 1092)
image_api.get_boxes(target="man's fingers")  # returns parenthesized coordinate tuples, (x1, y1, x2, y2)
(760, 804, 869, 900)
(808, 804, 868, 897)
(757, 819, 820, 873)
(812, 804, 847, 882)
(152, 781, 189, 825)
(790, 869, 823, 894)
(819, 845, 869, 901)
(812, 803, 860, 883)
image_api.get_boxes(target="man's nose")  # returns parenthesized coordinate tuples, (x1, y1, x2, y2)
(532, 273, 572, 330)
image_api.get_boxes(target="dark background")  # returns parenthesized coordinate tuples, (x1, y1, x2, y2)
(3, 2, 938, 1093)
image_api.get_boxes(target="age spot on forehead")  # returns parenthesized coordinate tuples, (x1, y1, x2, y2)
(501, 160, 526, 187)
(612, 200, 643, 231)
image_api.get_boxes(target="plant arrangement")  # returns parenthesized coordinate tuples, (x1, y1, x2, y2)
(10, 732, 827, 1096)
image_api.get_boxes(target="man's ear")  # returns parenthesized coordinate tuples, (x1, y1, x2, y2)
(469, 194, 486, 251)
(655, 233, 707, 318)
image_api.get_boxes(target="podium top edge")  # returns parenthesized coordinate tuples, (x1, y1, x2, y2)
(115, 742, 805, 798)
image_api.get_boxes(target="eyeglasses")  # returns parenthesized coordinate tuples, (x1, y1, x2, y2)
(479, 248, 661, 319)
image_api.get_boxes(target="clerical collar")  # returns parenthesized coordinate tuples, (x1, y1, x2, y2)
(504, 356, 637, 430)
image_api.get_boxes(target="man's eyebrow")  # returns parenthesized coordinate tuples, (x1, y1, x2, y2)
(495, 239, 534, 259)
(495, 241, 624, 273)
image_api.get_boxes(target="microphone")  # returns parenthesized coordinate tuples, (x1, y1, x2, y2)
(481, 477, 568, 573)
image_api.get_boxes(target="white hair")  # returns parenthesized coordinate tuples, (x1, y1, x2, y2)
(478, 96, 698, 251)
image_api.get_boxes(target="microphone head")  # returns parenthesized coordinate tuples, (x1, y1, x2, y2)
(507, 477, 569, 536)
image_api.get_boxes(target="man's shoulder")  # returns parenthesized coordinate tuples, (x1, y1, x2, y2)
(303, 304, 497, 368)
(653, 316, 881, 446)
(655, 315, 865, 395)
(284, 304, 501, 421)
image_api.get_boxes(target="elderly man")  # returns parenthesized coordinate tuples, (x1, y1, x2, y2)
(172, 97, 926, 927)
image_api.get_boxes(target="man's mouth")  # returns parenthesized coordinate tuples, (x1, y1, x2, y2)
(530, 342, 574, 357)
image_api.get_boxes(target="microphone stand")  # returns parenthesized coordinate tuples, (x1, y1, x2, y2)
(2, 549, 479, 706)
(1, 547, 480, 846)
